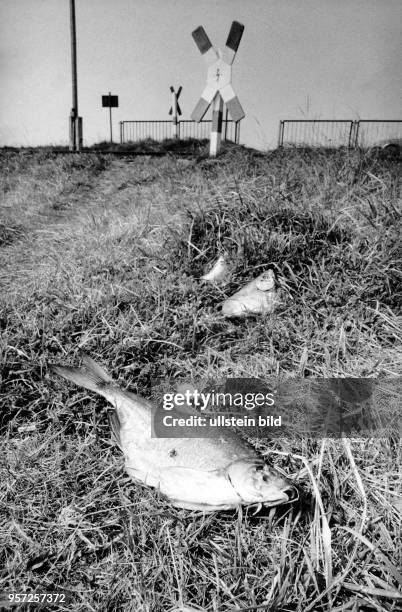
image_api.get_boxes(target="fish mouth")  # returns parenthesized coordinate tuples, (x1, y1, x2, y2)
(282, 486, 299, 502)
(261, 486, 299, 508)
(269, 485, 298, 506)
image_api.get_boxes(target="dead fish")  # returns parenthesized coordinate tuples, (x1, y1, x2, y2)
(201, 253, 230, 284)
(222, 269, 279, 317)
(51, 355, 297, 512)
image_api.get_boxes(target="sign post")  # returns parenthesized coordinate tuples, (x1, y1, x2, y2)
(223, 107, 230, 141)
(169, 86, 182, 139)
(210, 93, 224, 154)
(102, 92, 119, 143)
(191, 21, 245, 156)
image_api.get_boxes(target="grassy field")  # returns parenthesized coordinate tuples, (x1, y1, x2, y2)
(0, 142, 401, 612)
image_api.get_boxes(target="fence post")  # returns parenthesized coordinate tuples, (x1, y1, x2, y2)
(234, 120, 240, 144)
(223, 107, 229, 141)
(347, 121, 354, 148)
(278, 121, 284, 147)
(353, 121, 360, 148)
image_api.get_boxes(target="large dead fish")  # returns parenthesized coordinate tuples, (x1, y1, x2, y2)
(222, 269, 280, 317)
(51, 355, 297, 512)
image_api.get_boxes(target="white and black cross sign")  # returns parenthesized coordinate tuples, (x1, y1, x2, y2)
(169, 86, 182, 139)
(169, 86, 182, 117)
(191, 21, 245, 123)
(191, 21, 245, 155)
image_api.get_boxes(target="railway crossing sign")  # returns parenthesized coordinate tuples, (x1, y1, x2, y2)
(169, 86, 182, 116)
(191, 21, 245, 155)
(169, 86, 182, 139)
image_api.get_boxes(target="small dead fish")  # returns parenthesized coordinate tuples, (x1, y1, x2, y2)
(51, 355, 297, 512)
(222, 269, 279, 317)
(201, 253, 230, 284)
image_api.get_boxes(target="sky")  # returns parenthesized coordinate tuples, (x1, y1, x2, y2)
(0, 0, 401, 150)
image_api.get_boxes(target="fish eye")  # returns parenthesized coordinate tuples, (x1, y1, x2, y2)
(262, 468, 281, 482)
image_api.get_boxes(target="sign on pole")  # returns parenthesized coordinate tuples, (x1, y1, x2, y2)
(191, 21, 245, 156)
(102, 92, 119, 143)
(102, 94, 119, 108)
(169, 86, 182, 139)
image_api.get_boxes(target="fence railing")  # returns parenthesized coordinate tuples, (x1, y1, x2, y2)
(354, 120, 402, 147)
(278, 119, 402, 148)
(119, 119, 240, 144)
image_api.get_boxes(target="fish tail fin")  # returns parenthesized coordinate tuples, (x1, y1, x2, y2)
(81, 354, 114, 384)
(108, 411, 122, 449)
(51, 353, 114, 397)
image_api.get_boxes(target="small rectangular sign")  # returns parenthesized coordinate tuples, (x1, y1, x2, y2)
(102, 95, 118, 108)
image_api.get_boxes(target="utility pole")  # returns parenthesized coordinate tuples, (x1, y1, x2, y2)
(69, 0, 82, 150)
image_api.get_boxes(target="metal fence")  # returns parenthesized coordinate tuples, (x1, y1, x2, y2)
(119, 119, 240, 144)
(354, 120, 402, 147)
(278, 120, 355, 148)
(278, 119, 402, 148)
(120, 120, 170, 143)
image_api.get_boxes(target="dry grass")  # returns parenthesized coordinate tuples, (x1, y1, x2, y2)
(0, 143, 401, 611)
